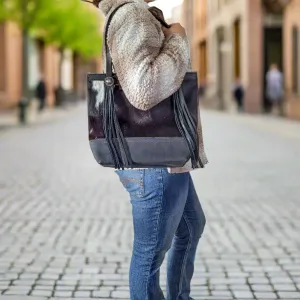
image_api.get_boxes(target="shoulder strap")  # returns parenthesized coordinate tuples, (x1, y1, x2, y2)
(104, 2, 132, 81)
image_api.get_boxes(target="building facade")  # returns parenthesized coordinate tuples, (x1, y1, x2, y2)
(0, 22, 23, 109)
(183, 0, 293, 115)
(0, 5, 102, 110)
(182, 0, 208, 86)
(284, 0, 300, 119)
(206, 0, 266, 112)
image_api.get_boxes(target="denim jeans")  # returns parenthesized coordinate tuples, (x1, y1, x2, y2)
(116, 168, 206, 300)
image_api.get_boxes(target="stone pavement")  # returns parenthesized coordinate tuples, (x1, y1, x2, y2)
(0, 106, 299, 300)
(0, 101, 81, 130)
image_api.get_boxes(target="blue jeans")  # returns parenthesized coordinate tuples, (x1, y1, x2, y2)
(116, 168, 206, 300)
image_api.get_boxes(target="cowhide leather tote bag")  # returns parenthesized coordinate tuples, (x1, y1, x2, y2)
(87, 2, 203, 169)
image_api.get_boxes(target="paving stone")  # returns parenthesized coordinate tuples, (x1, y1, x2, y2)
(0, 297, 47, 300)
(111, 290, 130, 298)
(92, 290, 111, 298)
(278, 291, 300, 298)
(251, 284, 274, 292)
(255, 292, 279, 299)
(74, 291, 91, 297)
(4, 289, 30, 295)
(55, 286, 75, 291)
(34, 285, 55, 290)
(273, 284, 297, 291)
(35, 280, 56, 286)
(20, 274, 39, 280)
(53, 291, 73, 297)
(211, 290, 232, 297)
(31, 290, 53, 297)
(232, 291, 254, 298)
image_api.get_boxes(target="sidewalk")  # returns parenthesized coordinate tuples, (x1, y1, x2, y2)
(0, 101, 85, 130)
(227, 110, 300, 140)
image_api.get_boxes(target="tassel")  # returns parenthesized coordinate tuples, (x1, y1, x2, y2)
(173, 89, 203, 168)
(103, 85, 133, 169)
(103, 87, 121, 168)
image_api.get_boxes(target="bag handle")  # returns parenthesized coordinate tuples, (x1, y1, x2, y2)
(104, 2, 131, 84)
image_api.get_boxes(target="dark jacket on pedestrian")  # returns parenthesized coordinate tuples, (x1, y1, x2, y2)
(35, 80, 47, 100)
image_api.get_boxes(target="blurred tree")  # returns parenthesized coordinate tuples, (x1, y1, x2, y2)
(0, 0, 54, 99)
(0, 1, 7, 21)
(36, 0, 102, 93)
(0, 0, 102, 105)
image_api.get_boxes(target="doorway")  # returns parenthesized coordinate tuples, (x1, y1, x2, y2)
(263, 27, 283, 112)
(199, 41, 207, 81)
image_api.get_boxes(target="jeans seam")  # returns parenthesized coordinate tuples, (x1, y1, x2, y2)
(145, 169, 164, 300)
(177, 213, 192, 300)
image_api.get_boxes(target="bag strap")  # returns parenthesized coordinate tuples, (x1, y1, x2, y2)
(104, 2, 132, 83)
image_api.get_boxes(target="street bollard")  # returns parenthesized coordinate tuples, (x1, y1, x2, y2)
(18, 98, 28, 125)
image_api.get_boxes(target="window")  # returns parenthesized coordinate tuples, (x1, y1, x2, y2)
(292, 26, 299, 94)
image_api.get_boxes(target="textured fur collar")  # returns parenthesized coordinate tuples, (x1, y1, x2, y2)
(98, 0, 148, 15)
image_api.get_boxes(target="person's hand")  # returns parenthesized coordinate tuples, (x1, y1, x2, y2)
(163, 23, 186, 38)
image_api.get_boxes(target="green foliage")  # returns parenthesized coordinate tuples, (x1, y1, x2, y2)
(0, 0, 51, 31)
(0, 0, 8, 22)
(39, 0, 102, 58)
(0, 0, 102, 58)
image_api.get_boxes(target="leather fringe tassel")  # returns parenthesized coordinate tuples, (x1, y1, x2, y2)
(103, 86, 133, 169)
(173, 89, 203, 168)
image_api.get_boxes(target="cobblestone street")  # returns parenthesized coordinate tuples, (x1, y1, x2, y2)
(0, 105, 299, 300)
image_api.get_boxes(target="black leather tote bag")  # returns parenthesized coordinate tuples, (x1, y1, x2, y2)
(87, 2, 203, 169)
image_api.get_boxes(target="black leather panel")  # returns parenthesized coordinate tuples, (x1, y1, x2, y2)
(90, 137, 190, 168)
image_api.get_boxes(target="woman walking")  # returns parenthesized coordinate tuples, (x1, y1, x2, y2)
(92, 0, 208, 299)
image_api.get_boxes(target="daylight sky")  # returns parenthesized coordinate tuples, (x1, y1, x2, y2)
(150, 0, 183, 19)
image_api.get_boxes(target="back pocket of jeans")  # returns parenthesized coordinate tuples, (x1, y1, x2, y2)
(116, 170, 145, 198)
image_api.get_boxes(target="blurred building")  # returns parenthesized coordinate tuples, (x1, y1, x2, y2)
(0, 5, 102, 111)
(0, 22, 23, 110)
(284, 0, 300, 119)
(206, 0, 291, 113)
(182, 0, 194, 48)
(182, 0, 208, 84)
(183, 0, 299, 117)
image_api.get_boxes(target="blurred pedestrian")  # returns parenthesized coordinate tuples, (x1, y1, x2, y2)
(266, 64, 284, 116)
(92, 0, 207, 299)
(232, 78, 245, 112)
(35, 75, 47, 112)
